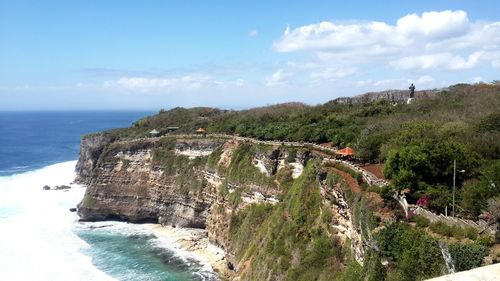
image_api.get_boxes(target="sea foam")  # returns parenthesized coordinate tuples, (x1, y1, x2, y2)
(0, 161, 116, 281)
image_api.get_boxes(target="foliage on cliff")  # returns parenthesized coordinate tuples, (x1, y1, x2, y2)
(151, 138, 209, 195)
(228, 160, 346, 281)
(97, 84, 500, 218)
(375, 223, 445, 280)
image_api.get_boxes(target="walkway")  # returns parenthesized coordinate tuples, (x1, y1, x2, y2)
(115, 133, 389, 187)
(426, 263, 500, 281)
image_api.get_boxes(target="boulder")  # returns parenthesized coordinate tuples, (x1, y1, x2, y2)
(42, 185, 51, 190)
(54, 185, 71, 190)
(69, 208, 77, 212)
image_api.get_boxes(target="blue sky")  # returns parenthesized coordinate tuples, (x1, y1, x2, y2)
(1, 0, 499, 110)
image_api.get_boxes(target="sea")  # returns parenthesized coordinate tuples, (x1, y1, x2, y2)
(0, 111, 219, 281)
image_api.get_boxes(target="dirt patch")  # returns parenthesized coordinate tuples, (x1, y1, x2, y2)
(218, 140, 240, 169)
(361, 163, 386, 180)
(331, 167, 361, 194)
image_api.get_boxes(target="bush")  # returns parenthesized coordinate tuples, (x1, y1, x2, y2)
(475, 234, 494, 247)
(411, 214, 430, 228)
(321, 207, 333, 224)
(376, 223, 444, 280)
(429, 221, 479, 240)
(464, 227, 478, 240)
(448, 243, 489, 271)
(429, 221, 454, 237)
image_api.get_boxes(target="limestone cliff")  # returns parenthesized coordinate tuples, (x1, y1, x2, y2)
(76, 134, 368, 280)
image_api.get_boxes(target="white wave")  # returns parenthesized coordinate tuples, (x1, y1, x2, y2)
(76, 221, 220, 280)
(0, 161, 116, 281)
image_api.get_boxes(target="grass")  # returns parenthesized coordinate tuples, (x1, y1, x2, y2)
(228, 160, 346, 281)
(428, 221, 479, 240)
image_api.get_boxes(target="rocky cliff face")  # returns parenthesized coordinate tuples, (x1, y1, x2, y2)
(76, 135, 367, 280)
(76, 136, 222, 227)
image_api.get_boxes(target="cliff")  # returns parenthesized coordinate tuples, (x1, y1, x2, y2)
(76, 134, 369, 280)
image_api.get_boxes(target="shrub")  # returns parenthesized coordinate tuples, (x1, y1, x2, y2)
(475, 234, 494, 247)
(429, 221, 454, 237)
(464, 227, 478, 240)
(321, 207, 333, 224)
(376, 223, 444, 280)
(411, 214, 430, 228)
(429, 221, 479, 240)
(448, 243, 489, 271)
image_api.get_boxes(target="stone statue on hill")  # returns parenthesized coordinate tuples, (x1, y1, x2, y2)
(409, 83, 415, 98)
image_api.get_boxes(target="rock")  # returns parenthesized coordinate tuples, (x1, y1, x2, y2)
(42, 185, 51, 190)
(54, 185, 71, 190)
(69, 208, 77, 212)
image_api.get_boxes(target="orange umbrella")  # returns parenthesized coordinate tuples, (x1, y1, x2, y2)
(336, 147, 355, 156)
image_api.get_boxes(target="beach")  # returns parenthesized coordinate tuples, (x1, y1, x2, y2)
(151, 224, 229, 279)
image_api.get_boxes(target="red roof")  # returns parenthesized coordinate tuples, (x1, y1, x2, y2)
(336, 147, 355, 156)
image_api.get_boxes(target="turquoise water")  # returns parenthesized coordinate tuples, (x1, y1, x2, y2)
(75, 223, 217, 281)
(0, 111, 219, 281)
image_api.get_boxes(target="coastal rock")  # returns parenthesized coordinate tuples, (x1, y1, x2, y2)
(76, 137, 219, 227)
(75, 133, 112, 185)
(43, 185, 51, 190)
(69, 208, 77, 212)
(54, 185, 71, 190)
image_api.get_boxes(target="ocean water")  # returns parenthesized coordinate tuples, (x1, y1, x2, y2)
(0, 111, 219, 281)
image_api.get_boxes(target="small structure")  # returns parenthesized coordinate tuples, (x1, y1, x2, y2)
(149, 129, 160, 136)
(196, 128, 206, 134)
(336, 147, 355, 160)
(166, 127, 179, 133)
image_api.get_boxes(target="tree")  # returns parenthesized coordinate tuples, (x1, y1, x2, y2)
(461, 160, 500, 217)
(383, 127, 480, 193)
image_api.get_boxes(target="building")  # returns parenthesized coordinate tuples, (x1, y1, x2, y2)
(166, 127, 179, 133)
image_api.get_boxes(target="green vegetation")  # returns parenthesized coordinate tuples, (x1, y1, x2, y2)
(428, 221, 479, 240)
(151, 139, 208, 195)
(325, 162, 363, 183)
(228, 161, 346, 281)
(90, 83, 500, 279)
(376, 223, 445, 280)
(97, 83, 500, 219)
(226, 143, 275, 187)
(410, 214, 430, 228)
(448, 242, 489, 272)
(460, 160, 500, 218)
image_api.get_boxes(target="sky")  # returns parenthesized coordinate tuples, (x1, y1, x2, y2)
(1, 0, 500, 110)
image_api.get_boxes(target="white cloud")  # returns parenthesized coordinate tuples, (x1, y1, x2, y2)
(395, 10, 469, 39)
(356, 75, 439, 90)
(248, 29, 258, 37)
(310, 67, 356, 81)
(273, 10, 500, 71)
(471, 76, 484, 83)
(103, 74, 245, 92)
(389, 51, 484, 70)
(265, 69, 293, 86)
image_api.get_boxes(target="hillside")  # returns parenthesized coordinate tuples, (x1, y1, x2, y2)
(77, 83, 500, 280)
(97, 83, 500, 217)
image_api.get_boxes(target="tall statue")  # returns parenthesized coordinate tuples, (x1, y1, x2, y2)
(409, 83, 415, 98)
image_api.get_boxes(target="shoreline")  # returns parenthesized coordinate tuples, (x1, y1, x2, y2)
(150, 224, 229, 280)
